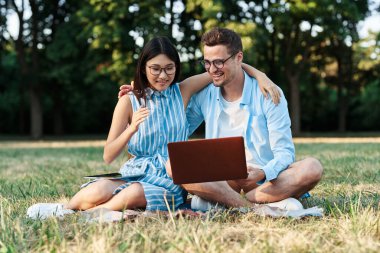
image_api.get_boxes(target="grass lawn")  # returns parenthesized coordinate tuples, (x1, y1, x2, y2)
(0, 143, 379, 252)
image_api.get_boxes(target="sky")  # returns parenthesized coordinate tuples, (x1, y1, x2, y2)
(358, 0, 380, 38)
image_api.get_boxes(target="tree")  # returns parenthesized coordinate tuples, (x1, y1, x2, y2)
(351, 31, 380, 130)
(240, 0, 369, 134)
(241, 1, 318, 135)
(315, 0, 369, 131)
(0, 0, 378, 135)
(6, 0, 73, 138)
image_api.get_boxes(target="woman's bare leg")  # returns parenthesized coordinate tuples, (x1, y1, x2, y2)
(65, 179, 125, 210)
(90, 183, 147, 211)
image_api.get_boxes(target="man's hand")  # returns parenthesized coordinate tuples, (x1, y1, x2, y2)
(246, 166, 265, 182)
(118, 81, 134, 99)
(234, 166, 265, 192)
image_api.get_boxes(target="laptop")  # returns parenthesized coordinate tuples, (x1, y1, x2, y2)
(167, 136, 248, 184)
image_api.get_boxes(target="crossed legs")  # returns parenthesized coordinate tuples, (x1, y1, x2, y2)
(64, 158, 322, 211)
(65, 179, 147, 211)
(183, 180, 251, 208)
(245, 157, 323, 203)
(182, 157, 323, 207)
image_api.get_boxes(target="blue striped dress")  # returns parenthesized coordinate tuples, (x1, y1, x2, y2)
(115, 83, 188, 211)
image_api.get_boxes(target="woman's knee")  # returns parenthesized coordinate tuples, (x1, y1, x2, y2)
(85, 180, 117, 198)
(118, 183, 146, 208)
(127, 183, 145, 196)
(68, 180, 125, 210)
(78, 180, 119, 203)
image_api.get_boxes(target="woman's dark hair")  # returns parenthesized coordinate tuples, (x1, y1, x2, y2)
(133, 36, 181, 102)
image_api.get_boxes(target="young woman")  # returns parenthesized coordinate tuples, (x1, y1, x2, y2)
(27, 36, 279, 218)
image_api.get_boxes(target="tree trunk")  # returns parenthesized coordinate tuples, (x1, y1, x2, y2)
(169, 0, 174, 38)
(337, 87, 347, 132)
(29, 0, 43, 138)
(50, 0, 63, 135)
(52, 84, 64, 135)
(287, 73, 301, 136)
(18, 92, 27, 134)
(29, 86, 43, 138)
(11, 0, 28, 134)
(335, 45, 352, 132)
(269, 27, 276, 79)
(16, 37, 28, 134)
(283, 23, 303, 136)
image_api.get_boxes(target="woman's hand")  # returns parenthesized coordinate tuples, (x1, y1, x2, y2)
(256, 73, 281, 105)
(118, 81, 134, 99)
(165, 160, 173, 178)
(129, 107, 149, 133)
(241, 63, 281, 105)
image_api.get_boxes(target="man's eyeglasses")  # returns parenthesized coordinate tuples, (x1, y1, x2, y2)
(147, 65, 176, 76)
(199, 52, 238, 71)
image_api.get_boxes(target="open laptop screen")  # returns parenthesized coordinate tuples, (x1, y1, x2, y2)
(168, 137, 248, 184)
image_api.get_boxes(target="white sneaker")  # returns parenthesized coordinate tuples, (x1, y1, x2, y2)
(191, 196, 224, 211)
(265, 198, 304, 211)
(26, 203, 75, 220)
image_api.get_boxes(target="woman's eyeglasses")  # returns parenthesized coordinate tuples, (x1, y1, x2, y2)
(147, 65, 176, 76)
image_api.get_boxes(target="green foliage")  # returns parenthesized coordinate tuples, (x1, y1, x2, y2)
(0, 49, 20, 133)
(0, 0, 379, 135)
(353, 79, 380, 130)
(43, 9, 118, 134)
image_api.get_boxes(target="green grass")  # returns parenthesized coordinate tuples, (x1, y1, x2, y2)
(0, 143, 379, 252)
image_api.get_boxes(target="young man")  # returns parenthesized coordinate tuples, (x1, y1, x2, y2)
(174, 27, 323, 210)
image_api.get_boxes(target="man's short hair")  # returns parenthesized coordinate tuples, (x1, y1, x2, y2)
(201, 27, 243, 54)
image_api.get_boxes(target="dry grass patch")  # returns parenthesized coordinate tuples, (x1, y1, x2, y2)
(0, 143, 379, 252)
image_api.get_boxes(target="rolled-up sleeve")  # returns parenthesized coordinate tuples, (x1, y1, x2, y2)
(186, 92, 205, 136)
(261, 91, 295, 181)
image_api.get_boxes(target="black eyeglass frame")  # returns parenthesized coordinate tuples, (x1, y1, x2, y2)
(146, 65, 176, 76)
(199, 52, 239, 71)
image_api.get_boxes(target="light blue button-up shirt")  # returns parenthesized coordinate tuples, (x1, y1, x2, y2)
(186, 71, 295, 181)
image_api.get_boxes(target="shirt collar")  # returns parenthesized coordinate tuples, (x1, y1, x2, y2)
(216, 86, 222, 101)
(146, 86, 172, 99)
(215, 71, 252, 105)
(240, 71, 253, 106)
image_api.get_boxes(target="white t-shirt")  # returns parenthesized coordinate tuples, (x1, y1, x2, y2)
(217, 93, 255, 166)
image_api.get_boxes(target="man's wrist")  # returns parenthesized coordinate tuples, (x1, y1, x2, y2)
(258, 168, 266, 181)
